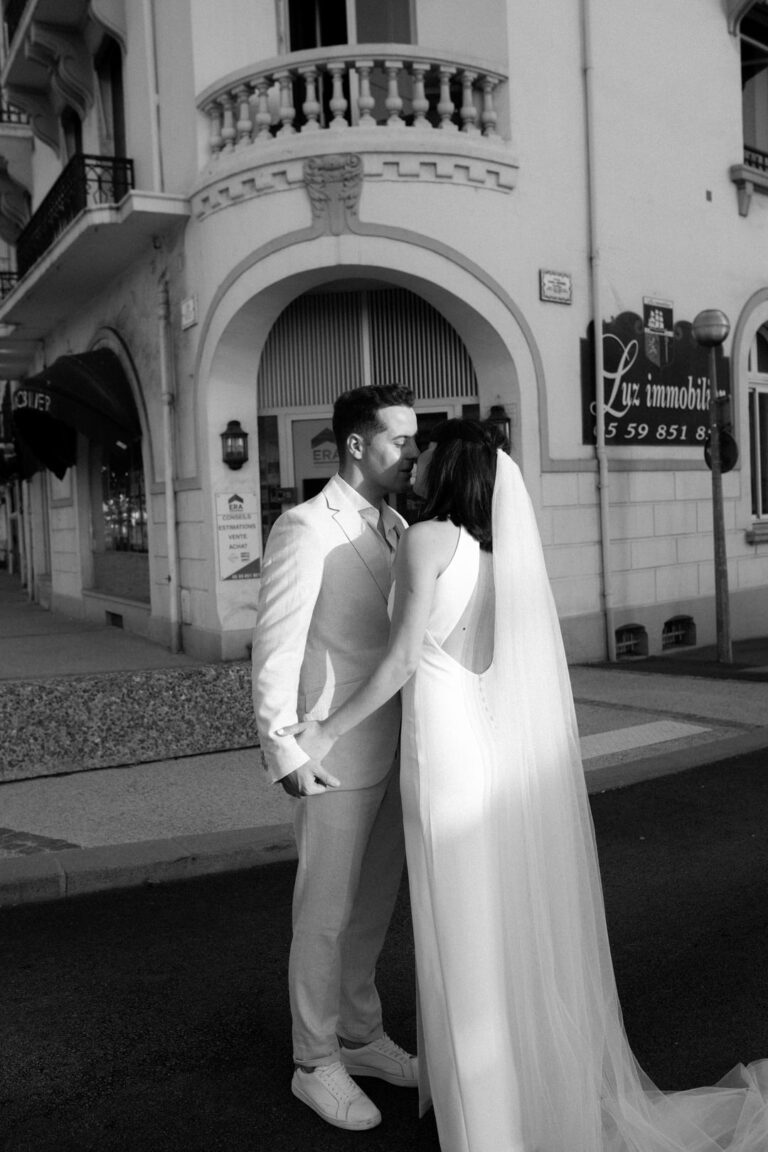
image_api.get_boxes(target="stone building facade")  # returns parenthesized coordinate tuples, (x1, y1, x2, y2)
(0, 0, 767, 664)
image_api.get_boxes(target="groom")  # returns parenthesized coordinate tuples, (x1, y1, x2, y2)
(252, 384, 419, 1131)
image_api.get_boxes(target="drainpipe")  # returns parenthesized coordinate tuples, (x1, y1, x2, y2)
(581, 0, 616, 661)
(142, 0, 164, 192)
(19, 478, 31, 595)
(158, 279, 182, 653)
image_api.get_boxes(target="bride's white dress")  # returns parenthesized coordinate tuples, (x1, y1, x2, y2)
(397, 454, 768, 1152)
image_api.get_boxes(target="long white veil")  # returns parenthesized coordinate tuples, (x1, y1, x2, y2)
(488, 450, 768, 1151)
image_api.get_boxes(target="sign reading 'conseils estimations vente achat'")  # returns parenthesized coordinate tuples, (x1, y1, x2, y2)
(216, 492, 261, 580)
(580, 299, 730, 447)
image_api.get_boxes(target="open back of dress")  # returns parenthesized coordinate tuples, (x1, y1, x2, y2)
(399, 465, 768, 1152)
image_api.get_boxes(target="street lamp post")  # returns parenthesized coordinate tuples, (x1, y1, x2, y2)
(692, 309, 732, 664)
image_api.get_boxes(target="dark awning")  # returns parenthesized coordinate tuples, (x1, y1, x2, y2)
(0, 380, 38, 481)
(11, 349, 141, 479)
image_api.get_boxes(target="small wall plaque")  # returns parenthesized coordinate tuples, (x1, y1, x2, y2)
(181, 296, 198, 329)
(539, 270, 572, 305)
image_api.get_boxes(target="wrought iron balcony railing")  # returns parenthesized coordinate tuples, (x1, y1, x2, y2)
(0, 269, 18, 300)
(199, 45, 507, 158)
(15, 153, 134, 277)
(0, 99, 28, 124)
(744, 144, 768, 172)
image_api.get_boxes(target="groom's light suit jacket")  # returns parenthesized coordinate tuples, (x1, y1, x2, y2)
(252, 474, 406, 790)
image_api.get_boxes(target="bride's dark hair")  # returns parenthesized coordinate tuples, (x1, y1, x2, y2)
(419, 418, 510, 551)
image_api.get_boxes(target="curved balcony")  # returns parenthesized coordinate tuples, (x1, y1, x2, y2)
(200, 44, 508, 153)
(195, 45, 515, 222)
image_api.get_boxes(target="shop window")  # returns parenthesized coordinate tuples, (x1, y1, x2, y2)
(747, 328, 768, 518)
(614, 624, 648, 660)
(258, 414, 283, 542)
(90, 437, 149, 603)
(662, 615, 696, 650)
(101, 439, 147, 553)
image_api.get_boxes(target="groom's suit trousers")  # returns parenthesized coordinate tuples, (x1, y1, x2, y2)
(289, 759, 405, 1066)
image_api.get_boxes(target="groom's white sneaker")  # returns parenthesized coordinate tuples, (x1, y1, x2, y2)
(340, 1033, 419, 1087)
(291, 1061, 382, 1130)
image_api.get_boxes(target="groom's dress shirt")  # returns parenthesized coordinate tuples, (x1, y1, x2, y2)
(336, 475, 399, 565)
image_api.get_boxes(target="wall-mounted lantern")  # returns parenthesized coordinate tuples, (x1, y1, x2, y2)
(221, 420, 248, 470)
(485, 404, 511, 445)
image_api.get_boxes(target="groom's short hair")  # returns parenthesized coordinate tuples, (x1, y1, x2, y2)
(333, 384, 415, 464)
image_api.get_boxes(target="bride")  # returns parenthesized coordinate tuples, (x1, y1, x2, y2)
(282, 418, 768, 1152)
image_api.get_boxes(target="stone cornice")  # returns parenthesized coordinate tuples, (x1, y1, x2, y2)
(191, 135, 518, 222)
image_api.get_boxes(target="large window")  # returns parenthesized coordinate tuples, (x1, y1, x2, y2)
(741, 7, 768, 160)
(748, 328, 768, 518)
(280, 0, 413, 51)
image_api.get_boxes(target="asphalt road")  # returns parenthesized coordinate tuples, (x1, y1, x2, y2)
(2, 751, 768, 1152)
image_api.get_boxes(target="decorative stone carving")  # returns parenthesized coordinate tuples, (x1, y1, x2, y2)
(27, 22, 94, 121)
(304, 153, 363, 235)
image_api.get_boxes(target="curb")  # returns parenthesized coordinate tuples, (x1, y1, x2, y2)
(581, 728, 768, 793)
(3, 728, 767, 911)
(0, 823, 297, 909)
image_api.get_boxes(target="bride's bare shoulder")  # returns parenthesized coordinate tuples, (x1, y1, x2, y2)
(401, 519, 459, 563)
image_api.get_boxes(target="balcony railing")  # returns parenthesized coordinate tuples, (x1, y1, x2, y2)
(744, 144, 768, 172)
(16, 153, 134, 277)
(0, 269, 18, 299)
(0, 99, 27, 124)
(200, 45, 507, 159)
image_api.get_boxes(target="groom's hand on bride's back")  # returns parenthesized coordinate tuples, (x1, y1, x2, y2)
(279, 759, 340, 797)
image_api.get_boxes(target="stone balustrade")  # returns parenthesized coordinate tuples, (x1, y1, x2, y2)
(199, 44, 507, 158)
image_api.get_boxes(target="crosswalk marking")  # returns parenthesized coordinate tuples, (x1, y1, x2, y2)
(580, 720, 708, 762)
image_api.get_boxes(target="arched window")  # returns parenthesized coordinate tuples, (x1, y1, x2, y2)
(747, 327, 768, 519)
(256, 284, 479, 539)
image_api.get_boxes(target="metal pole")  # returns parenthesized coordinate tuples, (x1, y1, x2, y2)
(581, 0, 616, 661)
(708, 345, 732, 663)
(158, 279, 182, 654)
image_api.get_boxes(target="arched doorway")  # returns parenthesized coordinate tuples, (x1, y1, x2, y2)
(256, 282, 480, 539)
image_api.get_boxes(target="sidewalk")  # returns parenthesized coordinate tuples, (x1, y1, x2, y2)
(2, 569, 768, 907)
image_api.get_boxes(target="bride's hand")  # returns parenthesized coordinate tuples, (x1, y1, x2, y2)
(277, 719, 336, 765)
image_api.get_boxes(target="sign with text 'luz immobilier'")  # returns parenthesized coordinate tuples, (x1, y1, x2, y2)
(581, 302, 730, 447)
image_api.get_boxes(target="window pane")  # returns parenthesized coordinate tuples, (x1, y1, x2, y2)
(756, 330, 768, 374)
(258, 414, 283, 543)
(356, 0, 412, 43)
(750, 388, 768, 518)
(102, 440, 147, 552)
(289, 0, 347, 49)
(760, 393, 768, 517)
